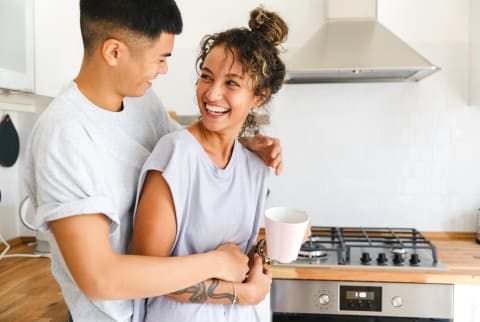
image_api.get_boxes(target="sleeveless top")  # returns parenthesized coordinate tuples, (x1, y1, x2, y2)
(134, 129, 270, 322)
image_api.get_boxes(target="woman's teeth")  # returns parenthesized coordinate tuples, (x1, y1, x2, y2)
(206, 104, 230, 114)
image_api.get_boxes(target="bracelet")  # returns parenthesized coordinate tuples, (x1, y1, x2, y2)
(232, 282, 238, 304)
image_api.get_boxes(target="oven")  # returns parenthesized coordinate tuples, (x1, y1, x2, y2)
(269, 227, 454, 322)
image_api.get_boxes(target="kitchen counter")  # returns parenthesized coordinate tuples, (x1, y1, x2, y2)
(262, 231, 480, 285)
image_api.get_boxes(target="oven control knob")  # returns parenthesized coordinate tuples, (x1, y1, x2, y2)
(376, 252, 388, 265)
(391, 296, 404, 307)
(393, 253, 404, 265)
(361, 252, 372, 264)
(409, 253, 421, 265)
(318, 294, 330, 305)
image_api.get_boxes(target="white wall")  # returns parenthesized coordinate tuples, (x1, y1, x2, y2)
(1, 0, 478, 240)
(471, 0, 480, 106)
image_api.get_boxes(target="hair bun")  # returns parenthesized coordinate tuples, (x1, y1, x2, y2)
(248, 6, 288, 49)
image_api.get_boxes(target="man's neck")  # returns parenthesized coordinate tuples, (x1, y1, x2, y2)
(75, 61, 124, 112)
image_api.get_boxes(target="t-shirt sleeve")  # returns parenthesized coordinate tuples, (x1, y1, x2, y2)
(32, 121, 117, 232)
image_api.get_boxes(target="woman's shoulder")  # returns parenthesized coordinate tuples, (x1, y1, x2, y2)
(149, 129, 192, 158)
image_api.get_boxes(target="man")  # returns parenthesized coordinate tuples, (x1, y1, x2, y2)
(23, 1, 282, 321)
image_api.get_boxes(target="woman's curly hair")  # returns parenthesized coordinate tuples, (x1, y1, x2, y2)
(196, 6, 288, 138)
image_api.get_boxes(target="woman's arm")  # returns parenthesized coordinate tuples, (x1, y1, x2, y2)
(131, 170, 271, 305)
(165, 254, 271, 306)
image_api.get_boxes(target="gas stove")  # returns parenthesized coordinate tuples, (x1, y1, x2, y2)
(272, 227, 445, 269)
(270, 227, 453, 321)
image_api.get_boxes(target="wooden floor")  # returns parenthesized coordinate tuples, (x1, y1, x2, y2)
(0, 239, 68, 322)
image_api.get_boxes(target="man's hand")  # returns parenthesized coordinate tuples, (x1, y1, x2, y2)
(213, 243, 250, 282)
(244, 134, 283, 176)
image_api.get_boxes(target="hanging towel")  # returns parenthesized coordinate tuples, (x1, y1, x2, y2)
(0, 114, 20, 167)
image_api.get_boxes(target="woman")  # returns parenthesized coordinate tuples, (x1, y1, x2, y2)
(131, 6, 288, 322)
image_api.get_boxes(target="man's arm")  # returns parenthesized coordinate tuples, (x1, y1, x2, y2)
(51, 214, 248, 300)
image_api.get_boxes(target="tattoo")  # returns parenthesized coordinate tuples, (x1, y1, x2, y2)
(171, 279, 235, 303)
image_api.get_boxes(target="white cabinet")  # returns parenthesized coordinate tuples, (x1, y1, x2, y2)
(0, 0, 82, 97)
(0, 0, 34, 92)
(454, 284, 480, 322)
(471, 0, 480, 106)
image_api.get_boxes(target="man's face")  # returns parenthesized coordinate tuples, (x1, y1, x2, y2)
(115, 32, 175, 97)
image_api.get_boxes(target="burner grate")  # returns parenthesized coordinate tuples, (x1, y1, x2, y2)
(302, 227, 439, 265)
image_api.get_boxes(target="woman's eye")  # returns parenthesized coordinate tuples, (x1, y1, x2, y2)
(200, 74, 212, 81)
(226, 80, 239, 87)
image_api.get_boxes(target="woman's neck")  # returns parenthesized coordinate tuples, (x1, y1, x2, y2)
(188, 122, 237, 169)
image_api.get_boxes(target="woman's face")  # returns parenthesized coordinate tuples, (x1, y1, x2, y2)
(196, 45, 264, 136)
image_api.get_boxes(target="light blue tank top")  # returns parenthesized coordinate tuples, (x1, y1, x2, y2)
(134, 129, 270, 322)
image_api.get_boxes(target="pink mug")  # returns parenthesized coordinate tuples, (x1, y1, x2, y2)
(265, 207, 309, 263)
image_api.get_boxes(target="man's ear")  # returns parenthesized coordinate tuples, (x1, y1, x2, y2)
(102, 38, 123, 66)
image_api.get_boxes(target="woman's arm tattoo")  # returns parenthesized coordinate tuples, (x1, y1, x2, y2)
(171, 279, 235, 303)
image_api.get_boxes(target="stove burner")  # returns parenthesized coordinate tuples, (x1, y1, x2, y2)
(298, 235, 331, 259)
(298, 238, 329, 258)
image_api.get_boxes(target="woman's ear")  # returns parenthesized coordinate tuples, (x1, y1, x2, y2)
(102, 38, 123, 66)
(252, 89, 270, 109)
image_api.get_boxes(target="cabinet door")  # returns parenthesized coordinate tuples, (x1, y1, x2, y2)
(34, 0, 83, 97)
(454, 284, 480, 322)
(0, 0, 34, 92)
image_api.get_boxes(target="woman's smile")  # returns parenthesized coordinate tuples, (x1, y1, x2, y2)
(205, 104, 231, 117)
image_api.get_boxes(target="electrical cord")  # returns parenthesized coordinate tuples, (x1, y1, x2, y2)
(0, 196, 50, 260)
(0, 232, 49, 260)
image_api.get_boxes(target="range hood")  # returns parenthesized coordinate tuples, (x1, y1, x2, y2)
(284, 0, 440, 84)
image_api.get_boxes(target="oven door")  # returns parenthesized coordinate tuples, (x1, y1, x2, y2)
(273, 313, 451, 322)
(271, 280, 453, 322)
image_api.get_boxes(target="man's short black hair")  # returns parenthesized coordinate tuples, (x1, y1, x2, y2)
(80, 0, 183, 54)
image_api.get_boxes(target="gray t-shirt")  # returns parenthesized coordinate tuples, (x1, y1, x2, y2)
(134, 129, 270, 322)
(23, 81, 180, 322)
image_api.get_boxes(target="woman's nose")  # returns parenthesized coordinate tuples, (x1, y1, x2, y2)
(205, 82, 223, 101)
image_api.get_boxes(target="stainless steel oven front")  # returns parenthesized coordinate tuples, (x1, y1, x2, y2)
(271, 280, 453, 322)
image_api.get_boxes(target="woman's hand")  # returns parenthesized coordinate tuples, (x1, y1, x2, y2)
(237, 254, 272, 305)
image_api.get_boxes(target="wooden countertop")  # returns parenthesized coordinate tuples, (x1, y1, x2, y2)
(261, 231, 480, 285)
